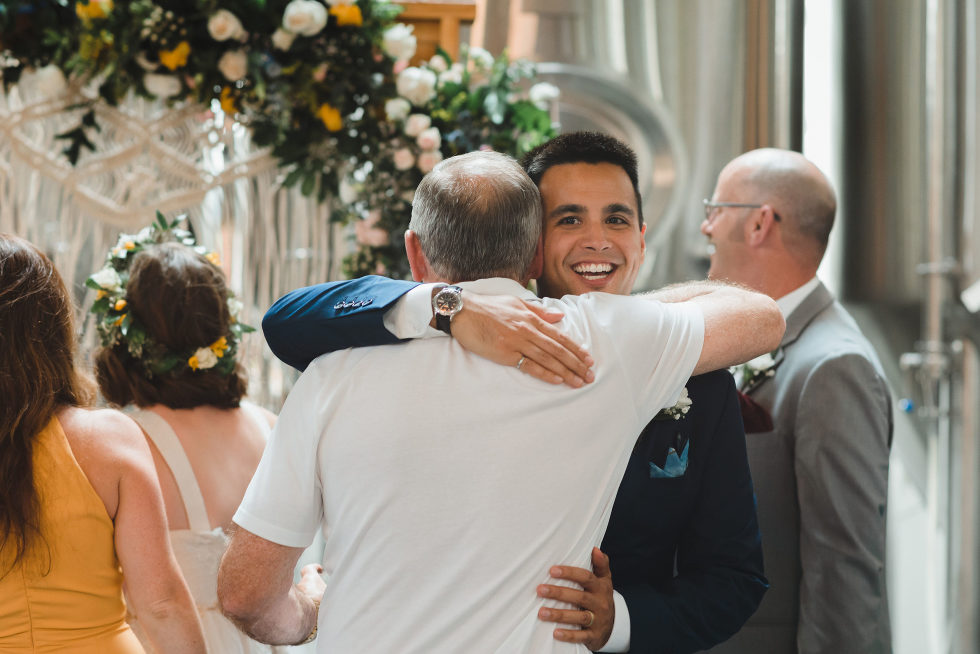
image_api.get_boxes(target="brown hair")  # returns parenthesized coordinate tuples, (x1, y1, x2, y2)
(0, 233, 94, 574)
(95, 242, 247, 409)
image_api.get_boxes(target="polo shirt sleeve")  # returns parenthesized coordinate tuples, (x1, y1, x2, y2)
(578, 293, 704, 421)
(233, 359, 326, 548)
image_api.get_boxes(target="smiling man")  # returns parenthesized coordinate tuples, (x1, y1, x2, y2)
(260, 132, 770, 653)
(535, 158, 645, 299)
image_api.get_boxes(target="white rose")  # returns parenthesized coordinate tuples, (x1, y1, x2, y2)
(283, 0, 328, 37)
(207, 9, 246, 42)
(529, 81, 560, 110)
(143, 73, 182, 99)
(392, 147, 415, 171)
(675, 387, 692, 410)
(227, 297, 244, 322)
(416, 126, 441, 152)
(192, 346, 218, 370)
(91, 267, 122, 292)
(36, 65, 67, 98)
(271, 28, 296, 51)
(396, 67, 437, 106)
(338, 178, 359, 204)
(438, 63, 464, 86)
(417, 150, 443, 173)
(467, 46, 494, 70)
(403, 113, 431, 137)
(385, 97, 411, 122)
(381, 24, 417, 62)
(218, 50, 248, 81)
(427, 54, 448, 73)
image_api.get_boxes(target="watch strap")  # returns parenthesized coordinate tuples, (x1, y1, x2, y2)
(436, 313, 452, 335)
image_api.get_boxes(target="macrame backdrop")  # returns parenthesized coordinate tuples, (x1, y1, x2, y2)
(0, 75, 351, 409)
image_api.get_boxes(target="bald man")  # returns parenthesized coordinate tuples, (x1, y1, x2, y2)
(701, 148, 892, 654)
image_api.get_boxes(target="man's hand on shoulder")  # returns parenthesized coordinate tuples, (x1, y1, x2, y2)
(448, 291, 595, 387)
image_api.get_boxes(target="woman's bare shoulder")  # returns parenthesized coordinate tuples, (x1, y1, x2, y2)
(58, 406, 150, 462)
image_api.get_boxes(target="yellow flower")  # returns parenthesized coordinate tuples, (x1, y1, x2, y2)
(114, 313, 127, 326)
(188, 355, 200, 370)
(96, 290, 107, 300)
(206, 251, 222, 266)
(124, 241, 135, 250)
(159, 41, 191, 71)
(114, 299, 127, 311)
(76, 0, 112, 20)
(219, 86, 237, 115)
(210, 336, 229, 358)
(316, 103, 342, 131)
(329, 3, 363, 27)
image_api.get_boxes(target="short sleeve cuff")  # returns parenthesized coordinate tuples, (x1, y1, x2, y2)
(599, 590, 631, 652)
(233, 507, 317, 550)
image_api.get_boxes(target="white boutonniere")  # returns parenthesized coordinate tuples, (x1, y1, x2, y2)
(734, 349, 782, 391)
(656, 387, 692, 421)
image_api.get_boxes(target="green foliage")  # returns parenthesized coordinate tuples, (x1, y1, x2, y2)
(2, 3, 560, 281)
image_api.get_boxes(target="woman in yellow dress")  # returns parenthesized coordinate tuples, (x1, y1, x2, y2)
(0, 233, 206, 654)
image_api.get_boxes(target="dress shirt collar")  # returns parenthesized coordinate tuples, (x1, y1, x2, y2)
(456, 277, 541, 302)
(776, 276, 820, 318)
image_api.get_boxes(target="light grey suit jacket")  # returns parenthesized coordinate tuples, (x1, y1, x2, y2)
(711, 282, 893, 654)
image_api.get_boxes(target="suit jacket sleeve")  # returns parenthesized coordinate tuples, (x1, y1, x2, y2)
(794, 353, 891, 653)
(262, 276, 420, 371)
(614, 373, 768, 653)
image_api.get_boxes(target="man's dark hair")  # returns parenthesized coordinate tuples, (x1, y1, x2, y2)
(520, 131, 644, 226)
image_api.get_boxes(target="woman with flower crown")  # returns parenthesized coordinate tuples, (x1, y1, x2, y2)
(0, 233, 206, 653)
(88, 222, 294, 653)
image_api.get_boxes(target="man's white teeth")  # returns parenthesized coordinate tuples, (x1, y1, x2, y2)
(572, 263, 613, 274)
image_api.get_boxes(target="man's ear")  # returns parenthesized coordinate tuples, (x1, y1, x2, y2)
(746, 206, 777, 247)
(525, 236, 544, 282)
(404, 230, 430, 282)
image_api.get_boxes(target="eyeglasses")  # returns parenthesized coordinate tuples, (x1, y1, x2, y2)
(702, 199, 781, 222)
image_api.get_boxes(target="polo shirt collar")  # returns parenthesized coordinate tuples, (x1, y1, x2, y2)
(456, 277, 540, 302)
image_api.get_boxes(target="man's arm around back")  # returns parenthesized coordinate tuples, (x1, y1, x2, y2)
(648, 281, 784, 375)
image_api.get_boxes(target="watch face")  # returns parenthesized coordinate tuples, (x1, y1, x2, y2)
(434, 288, 462, 315)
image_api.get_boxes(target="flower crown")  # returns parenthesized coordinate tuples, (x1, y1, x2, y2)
(87, 212, 255, 378)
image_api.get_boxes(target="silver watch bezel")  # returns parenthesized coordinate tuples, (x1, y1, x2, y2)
(432, 285, 464, 318)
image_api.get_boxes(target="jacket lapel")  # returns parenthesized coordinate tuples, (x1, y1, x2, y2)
(744, 282, 834, 395)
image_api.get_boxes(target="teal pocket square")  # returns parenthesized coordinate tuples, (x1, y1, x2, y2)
(649, 441, 689, 479)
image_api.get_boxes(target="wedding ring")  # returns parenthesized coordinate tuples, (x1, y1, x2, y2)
(516, 355, 527, 370)
(584, 610, 595, 628)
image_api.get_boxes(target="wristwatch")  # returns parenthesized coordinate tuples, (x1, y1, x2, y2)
(432, 285, 464, 335)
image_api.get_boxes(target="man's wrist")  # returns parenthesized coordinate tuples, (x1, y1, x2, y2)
(598, 591, 631, 653)
(297, 596, 321, 645)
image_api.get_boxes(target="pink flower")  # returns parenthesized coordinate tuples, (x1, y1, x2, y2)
(403, 113, 431, 137)
(416, 126, 441, 152)
(392, 147, 415, 171)
(355, 210, 389, 247)
(417, 150, 443, 173)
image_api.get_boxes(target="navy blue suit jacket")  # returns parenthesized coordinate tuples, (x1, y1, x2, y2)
(263, 277, 768, 653)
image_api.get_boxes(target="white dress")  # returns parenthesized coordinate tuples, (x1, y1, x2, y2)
(127, 405, 312, 653)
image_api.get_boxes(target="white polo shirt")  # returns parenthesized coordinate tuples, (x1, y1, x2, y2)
(235, 278, 704, 653)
